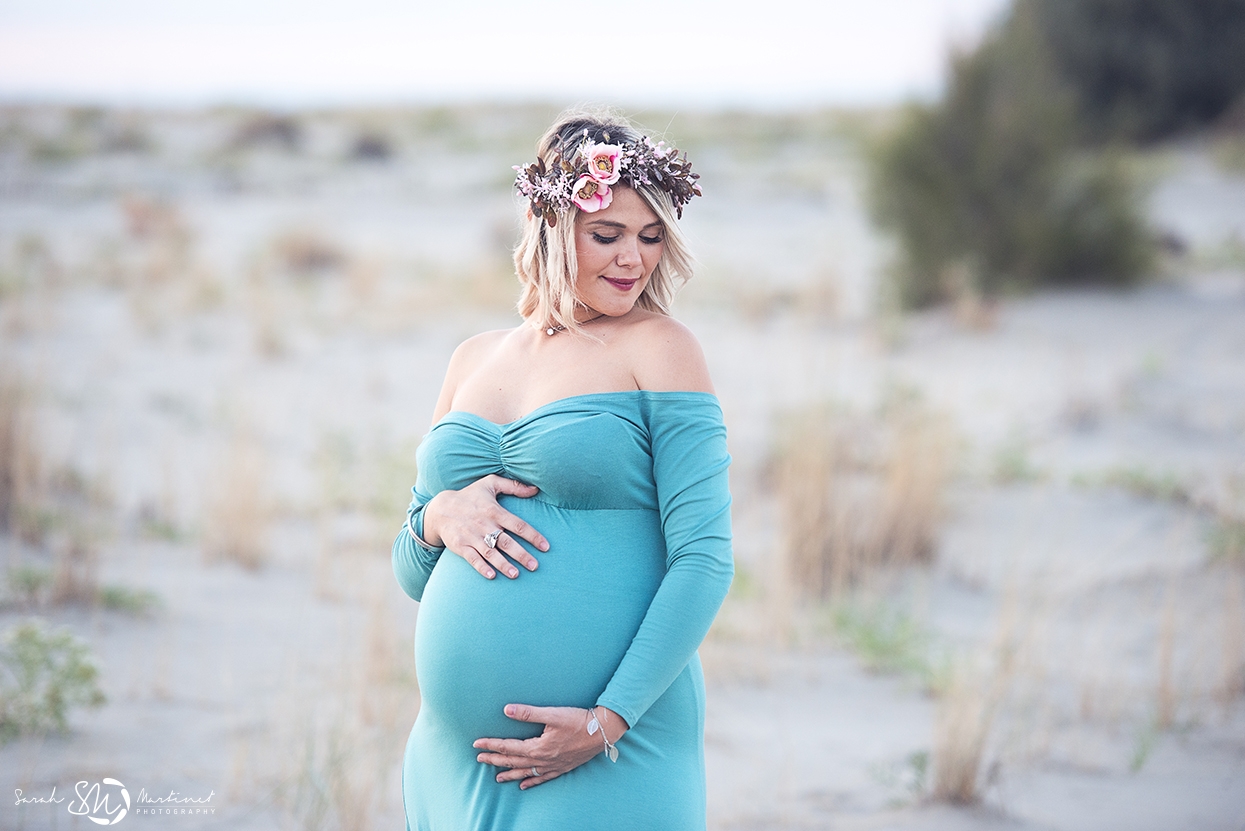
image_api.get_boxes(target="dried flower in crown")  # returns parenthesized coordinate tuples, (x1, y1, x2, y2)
(514, 129, 702, 227)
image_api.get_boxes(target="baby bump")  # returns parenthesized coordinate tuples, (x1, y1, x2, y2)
(413, 503, 665, 739)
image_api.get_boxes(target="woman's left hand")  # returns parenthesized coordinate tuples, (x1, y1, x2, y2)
(473, 704, 628, 789)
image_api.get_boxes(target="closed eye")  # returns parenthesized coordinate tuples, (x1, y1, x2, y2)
(592, 233, 619, 244)
(640, 234, 664, 244)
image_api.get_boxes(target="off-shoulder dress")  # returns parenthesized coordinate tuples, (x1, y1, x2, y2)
(392, 390, 734, 831)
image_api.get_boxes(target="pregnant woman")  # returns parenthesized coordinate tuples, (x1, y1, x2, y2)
(391, 109, 734, 830)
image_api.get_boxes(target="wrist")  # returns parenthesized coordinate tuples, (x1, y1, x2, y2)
(595, 705, 627, 744)
(419, 495, 446, 548)
(407, 500, 445, 553)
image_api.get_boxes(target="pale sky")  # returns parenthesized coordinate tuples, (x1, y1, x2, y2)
(0, 0, 1012, 107)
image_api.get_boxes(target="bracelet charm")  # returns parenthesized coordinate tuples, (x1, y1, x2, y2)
(587, 707, 619, 762)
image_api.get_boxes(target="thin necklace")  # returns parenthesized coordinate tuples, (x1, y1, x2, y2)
(546, 312, 607, 336)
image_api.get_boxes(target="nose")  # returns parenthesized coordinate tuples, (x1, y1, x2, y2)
(615, 235, 642, 269)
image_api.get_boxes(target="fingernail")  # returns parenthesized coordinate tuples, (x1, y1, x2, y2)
(508, 568, 518, 578)
(540, 543, 549, 551)
(526, 560, 538, 571)
(485, 569, 495, 579)
(478, 755, 485, 763)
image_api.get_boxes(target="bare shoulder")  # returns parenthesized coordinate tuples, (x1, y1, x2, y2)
(431, 327, 514, 423)
(445, 327, 512, 382)
(625, 312, 715, 394)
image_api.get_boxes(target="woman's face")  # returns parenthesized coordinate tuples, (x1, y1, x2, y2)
(572, 185, 665, 318)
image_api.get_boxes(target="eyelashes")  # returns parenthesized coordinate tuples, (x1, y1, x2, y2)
(591, 233, 665, 245)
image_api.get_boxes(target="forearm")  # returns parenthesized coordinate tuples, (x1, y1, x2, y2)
(392, 496, 445, 602)
(597, 393, 734, 726)
(595, 551, 733, 727)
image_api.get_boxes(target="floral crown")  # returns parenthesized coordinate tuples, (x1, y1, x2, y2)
(513, 129, 702, 227)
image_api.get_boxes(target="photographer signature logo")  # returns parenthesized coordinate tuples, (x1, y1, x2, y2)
(68, 778, 130, 825)
(15, 778, 215, 821)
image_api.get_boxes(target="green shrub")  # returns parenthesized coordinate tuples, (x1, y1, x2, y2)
(831, 602, 933, 679)
(0, 620, 106, 742)
(97, 585, 161, 616)
(7, 565, 51, 605)
(1033, 0, 1245, 143)
(990, 434, 1045, 485)
(869, 0, 1156, 308)
(1209, 520, 1245, 563)
(1101, 466, 1191, 504)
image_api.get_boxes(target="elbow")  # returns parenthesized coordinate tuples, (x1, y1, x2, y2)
(716, 554, 735, 605)
(392, 529, 427, 603)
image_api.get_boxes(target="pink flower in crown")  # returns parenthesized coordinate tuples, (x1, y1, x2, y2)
(571, 175, 612, 212)
(584, 143, 622, 185)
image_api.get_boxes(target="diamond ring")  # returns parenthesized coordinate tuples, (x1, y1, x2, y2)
(483, 529, 503, 549)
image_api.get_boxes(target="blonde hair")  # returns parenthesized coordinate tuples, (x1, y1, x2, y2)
(513, 108, 696, 336)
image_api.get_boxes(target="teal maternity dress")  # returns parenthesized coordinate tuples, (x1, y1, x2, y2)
(391, 391, 734, 831)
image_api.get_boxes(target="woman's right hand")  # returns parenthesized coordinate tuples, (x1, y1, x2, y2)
(422, 475, 550, 579)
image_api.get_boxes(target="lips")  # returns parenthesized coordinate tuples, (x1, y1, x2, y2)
(602, 277, 638, 292)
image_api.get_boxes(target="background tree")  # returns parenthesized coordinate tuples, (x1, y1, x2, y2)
(1034, 0, 1245, 143)
(869, 1, 1156, 308)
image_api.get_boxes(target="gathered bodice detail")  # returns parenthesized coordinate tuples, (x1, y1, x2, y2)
(417, 393, 676, 511)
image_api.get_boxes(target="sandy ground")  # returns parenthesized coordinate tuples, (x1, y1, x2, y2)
(1, 105, 1243, 830)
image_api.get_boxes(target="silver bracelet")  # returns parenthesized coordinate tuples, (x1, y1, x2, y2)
(406, 508, 444, 553)
(586, 706, 619, 762)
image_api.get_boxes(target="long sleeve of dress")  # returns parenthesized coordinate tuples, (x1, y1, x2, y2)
(392, 481, 445, 603)
(595, 395, 735, 728)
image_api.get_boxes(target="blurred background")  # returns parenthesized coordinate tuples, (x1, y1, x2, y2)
(2, 1, 1244, 829)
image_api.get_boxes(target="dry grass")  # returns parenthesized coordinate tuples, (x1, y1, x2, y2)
(1156, 581, 1178, 729)
(228, 113, 303, 153)
(944, 263, 1000, 331)
(202, 431, 270, 570)
(931, 662, 995, 804)
(120, 196, 193, 288)
(715, 273, 842, 324)
(272, 229, 347, 276)
(112, 194, 227, 328)
(43, 467, 109, 605)
(0, 366, 110, 604)
(50, 530, 100, 605)
(286, 722, 380, 831)
(0, 366, 42, 545)
(930, 597, 1021, 804)
(311, 430, 418, 600)
(1218, 567, 1244, 709)
(265, 587, 418, 830)
(1, 369, 108, 587)
(773, 393, 952, 600)
(359, 587, 416, 728)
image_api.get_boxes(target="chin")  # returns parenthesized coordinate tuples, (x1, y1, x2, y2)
(604, 298, 642, 317)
